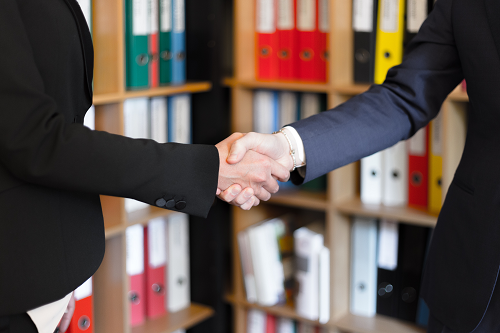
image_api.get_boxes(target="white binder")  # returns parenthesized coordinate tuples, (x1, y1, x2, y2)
(361, 151, 383, 204)
(150, 97, 168, 144)
(319, 246, 330, 324)
(279, 91, 298, 127)
(253, 90, 278, 134)
(247, 309, 266, 333)
(382, 141, 408, 206)
(350, 216, 378, 317)
(167, 213, 190, 312)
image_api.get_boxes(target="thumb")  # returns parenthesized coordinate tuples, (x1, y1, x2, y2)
(227, 137, 251, 164)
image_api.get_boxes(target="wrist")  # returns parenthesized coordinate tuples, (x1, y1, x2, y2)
(273, 131, 295, 171)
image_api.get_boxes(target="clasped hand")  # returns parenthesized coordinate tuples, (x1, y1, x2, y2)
(215, 132, 293, 210)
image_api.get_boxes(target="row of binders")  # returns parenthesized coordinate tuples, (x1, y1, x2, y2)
(352, 0, 434, 84)
(253, 90, 326, 191)
(247, 309, 329, 333)
(350, 216, 431, 327)
(126, 0, 186, 88)
(126, 213, 190, 327)
(361, 112, 443, 214)
(255, 0, 329, 82)
(238, 215, 330, 324)
(123, 94, 192, 213)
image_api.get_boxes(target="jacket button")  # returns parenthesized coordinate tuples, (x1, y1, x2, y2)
(175, 201, 187, 210)
(166, 199, 176, 209)
(156, 198, 167, 207)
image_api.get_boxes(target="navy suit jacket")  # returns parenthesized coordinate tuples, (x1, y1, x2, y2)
(292, 0, 500, 331)
(0, 0, 218, 315)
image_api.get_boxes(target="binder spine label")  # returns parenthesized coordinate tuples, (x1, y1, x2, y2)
(133, 0, 149, 35)
(174, 0, 185, 33)
(297, 0, 315, 31)
(319, 0, 329, 33)
(126, 225, 145, 276)
(150, 0, 159, 34)
(74, 277, 93, 301)
(352, 0, 374, 32)
(432, 112, 443, 155)
(380, 0, 399, 33)
(257, 0, 276, 33)
(277, 0, 294, 30)
(148, 219, 167, 267)
(377, 220, 399, 270)
(409, 127, 426, 156)
(407, 0, 427, 33)
(160, 0, 172, 32)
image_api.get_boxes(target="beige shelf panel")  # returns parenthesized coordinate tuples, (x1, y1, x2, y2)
(336, 197, 437, 227)
(93, 82, 212, 105)
(131, 303, 214, 333)
(267, 189, 329, 211)
(335, 313, 426, 333)
(225, 294, 323, 326)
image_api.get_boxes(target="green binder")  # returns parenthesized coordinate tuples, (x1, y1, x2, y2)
(159, 0, 172, 84)
(125, 0, 150, 89)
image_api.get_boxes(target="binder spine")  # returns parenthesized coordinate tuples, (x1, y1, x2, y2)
(159, 0, 173, 84)
(125, 0, 150, 89)
(256, 0, 279, 80)
(172, 0, 186, 84)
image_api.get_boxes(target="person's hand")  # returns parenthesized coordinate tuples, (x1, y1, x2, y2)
(226, 132, 294, 171)
(56, 292, 75, 333)
(216, 133, 290, 202)
(216, 184, 260, 210)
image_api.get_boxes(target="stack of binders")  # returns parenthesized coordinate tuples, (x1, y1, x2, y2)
(349, 216, 432, 327)
(255, 0, 329, 82)
(247, 309, 330, 333)
(123, 94, 191, 214)
(352, 0, 434, 84)
(125, 213, 191, 327)
(125, 0, 186, 89)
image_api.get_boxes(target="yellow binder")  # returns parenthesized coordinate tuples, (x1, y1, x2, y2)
(374, 0, 406, 84)
(428, 113, 443, 215)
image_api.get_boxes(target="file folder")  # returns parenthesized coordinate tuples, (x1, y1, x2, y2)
(167, 213, 190, 312)
(405, 0, 433, 46)
(253, 90, 279, 134)
(408, 126, 429, 209)
(374, 0, 405, 84)
(276, 317, 296, 333)
(149, 0, 160, 87)
(159, 0, 173, 84)
(150, 96, 168, 143)
(297, 0, 322, 82)
(277, 0, 298, 80)
(352, 0, 378, 83)
(144, 218, 168, 319)
(67, 277, 93, 333)
(361, 152, 383, 205)
(428, 113, 443, 215)
(376, 220, 400, 318)
(279, 91, 299, 127)
(350, 216, 378, 317)
(382, 141, 408, 206)
(256, 0, 279, 80)
(318, 0, 329, 82)
(247, 309, 267, 333)
(237, 230, 258, 303)
(172, 0, 186, 84)
(125, 0, 150, 89)
(126, 225, 146, 326)
(266, 314, 276, 333)
(168, 94, 191, 144)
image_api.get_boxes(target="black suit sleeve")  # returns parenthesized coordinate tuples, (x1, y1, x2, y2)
(291, 0, 463, 183)
(0, 0, 218, 218)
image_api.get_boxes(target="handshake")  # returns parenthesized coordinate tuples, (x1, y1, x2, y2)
(215, 132, 295, 210)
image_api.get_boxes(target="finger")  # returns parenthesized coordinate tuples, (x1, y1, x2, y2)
(218, 184, 242, 203)
(227, 133, 261, 164)
(253, 197, 260, 207)
(240, 196, 256, 210)
(232, 188, 255, 206)
(216, 188, 221, 195)
(270, 158, 290, 182)
(59, 293, 75, 332)
(255, 187, 272, 201)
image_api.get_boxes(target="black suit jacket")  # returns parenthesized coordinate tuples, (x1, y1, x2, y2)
(0, 0, 219, 316)
(291, 0, 500, 331)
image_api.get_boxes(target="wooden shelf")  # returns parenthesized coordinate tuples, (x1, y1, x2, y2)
(131, 303, 215, 333)
(336, 197, 437, 227)
(223, 78, 333, 93)
(267, 189, 329, 211)
(335, 313, 426, 333)
(448, 85, 469, 102)
(333, 83, 372, 95)
(225, 294, 322, 326)
(93, 81, 212, 105)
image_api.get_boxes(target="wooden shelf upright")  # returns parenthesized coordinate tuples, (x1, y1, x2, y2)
(226, 0, 468, 332)
(89, 0, 214, 332)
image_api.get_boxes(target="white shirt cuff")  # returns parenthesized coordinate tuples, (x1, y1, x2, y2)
(282, 126, 306, 166)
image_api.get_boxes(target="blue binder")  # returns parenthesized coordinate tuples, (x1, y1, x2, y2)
(171, 0, 186, 84)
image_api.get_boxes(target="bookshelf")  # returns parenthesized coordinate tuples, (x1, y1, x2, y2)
(226, 0, 468, 332)
(90, 0, 214, 332)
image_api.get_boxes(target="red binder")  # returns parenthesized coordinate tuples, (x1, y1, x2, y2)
(149, 0, 159, 87)
(297, 0, 322, 82)
(276, 0, 298, 80)
(408, 126, 429, 209)
(126, 225, 146, 326)
(317, 0, 329, 82)
(256, 0, 279, 80)
(265, 314, 276, 333)
(144, 219, 168, 319)
(67, 278, 93, 333)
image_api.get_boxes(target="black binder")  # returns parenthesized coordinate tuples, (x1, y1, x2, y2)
(405, 0, 435, 47)
(352, 0, 378, 83)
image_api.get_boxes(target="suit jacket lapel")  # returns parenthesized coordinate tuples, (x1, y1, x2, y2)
(61, 0, 94, 101)
(484, 0, 500, 62)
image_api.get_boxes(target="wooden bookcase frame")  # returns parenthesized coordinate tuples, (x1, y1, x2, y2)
(225, 0, 468, 332)
(89, 0, 214, 332)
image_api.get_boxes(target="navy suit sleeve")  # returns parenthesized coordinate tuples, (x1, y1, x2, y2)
(291, 0, 463, 183)
(0, 0, 218, 218)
